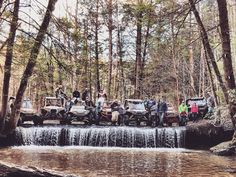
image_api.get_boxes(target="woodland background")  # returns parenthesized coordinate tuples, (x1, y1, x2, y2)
(0, 0, 236, 133)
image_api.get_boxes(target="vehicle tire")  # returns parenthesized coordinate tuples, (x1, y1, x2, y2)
(155, 116, 160, 127)
(17, 117, 23, 126)
(124, 115, 129, 126)
(136, 120, 140, 126)
(60, 120, 66, 125)
(146, 120, 152, 126)
(33, 116, 40, 126)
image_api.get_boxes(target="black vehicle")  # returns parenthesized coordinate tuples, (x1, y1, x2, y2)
(186, 97, 208, 119)
(123, 99, 151, 126)
(34, 97, 66, 125)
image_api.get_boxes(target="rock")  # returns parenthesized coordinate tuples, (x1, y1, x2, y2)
(210, 141, 236, 156)
(0, 163, 70, 177)
(185, 121, 234, 149)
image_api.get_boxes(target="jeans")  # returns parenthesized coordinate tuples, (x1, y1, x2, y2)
(192, 112, 198, 122)
(159, 112, 165, 126)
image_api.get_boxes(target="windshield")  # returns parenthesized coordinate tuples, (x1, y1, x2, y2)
(45, 99, 62, 107)
(71, 105, 85, 111)
(128, 101, 145, 110)
(21, 100, 33, 109)
(74, 101, 85, 106)
(187, 99, 206, 106)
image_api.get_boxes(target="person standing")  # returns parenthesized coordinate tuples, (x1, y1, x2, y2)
(191, 102, 199, 122)
(206, 92, 215, 114)
(82, 88, 89, 101)
(55, 85, 66, 105)
(110, 100, 120, 125)
(158, 97, 168, 127)
(178, 100, 188, 124)
(65, 97, 73, 113)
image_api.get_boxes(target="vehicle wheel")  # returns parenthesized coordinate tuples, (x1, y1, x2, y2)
(17, 117, 23, 126)
(33, 116, 40, 125)
(146, 120, 152, 126)
(60, 120, 66, 125)
(136, 120, 140, 126)
(124, 115, 129, 126)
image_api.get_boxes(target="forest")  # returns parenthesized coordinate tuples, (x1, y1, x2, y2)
(0, 0, 235, 140)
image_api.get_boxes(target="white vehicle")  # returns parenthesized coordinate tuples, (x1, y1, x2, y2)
(123, 99, 150, 126)
(66, 100, 94, 125)
(34, 97, 65, 125)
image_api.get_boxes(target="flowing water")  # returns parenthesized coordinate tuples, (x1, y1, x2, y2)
(15, 126, 186, 148)
(1, 126, 235, 177)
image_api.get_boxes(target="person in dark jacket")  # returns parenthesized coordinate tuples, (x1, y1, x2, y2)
(82, 88, 89, 101)
(85, 96, 95, 108)
(158, 97, 168, 127)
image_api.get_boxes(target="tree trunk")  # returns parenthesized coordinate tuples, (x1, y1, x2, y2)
(203, 42, 219, 106)
(170, 7, 180, 105)
(189, 0, 229, 104)
(0, 0, 3, 10)
(4, 0, 57, 134)
(117, 26, 125, 102)
(135, 4, 142, 98)
(74, 0, 79, 90)
(141, 1, 151, 97)
(107, 0, 113, 100)
(189, 12, 196, 96)
(0, 0, 20, 127)
(217, 0, 236, 132)
(95, 0, 100, 92)
(217, 0, 236, 90)
(82, 20, 89, 90)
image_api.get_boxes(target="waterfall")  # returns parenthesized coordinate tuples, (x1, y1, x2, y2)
(15, 126, 186, 148)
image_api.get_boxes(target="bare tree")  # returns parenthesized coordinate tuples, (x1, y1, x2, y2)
(189, 0, 229, 103)
(107, 0, 113, 99)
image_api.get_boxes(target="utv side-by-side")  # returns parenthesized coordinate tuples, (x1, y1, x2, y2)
(18, 98, 39, 125)
(123, 99, 151, 126)
(33, 97, 65, 125)
(64, 100, 95, 125)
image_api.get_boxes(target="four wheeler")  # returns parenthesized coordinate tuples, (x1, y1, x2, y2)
(65, 100, 95, 125)
(97, 101, 123, 125)
(34, 97, 65, 125)
(123, 99, 151, 126)
(18, 98, 39, 125)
